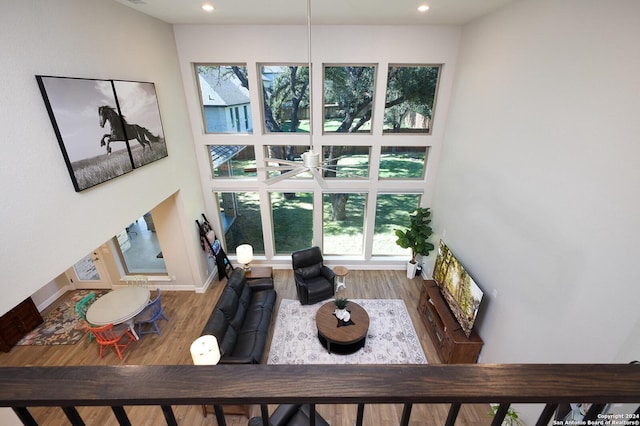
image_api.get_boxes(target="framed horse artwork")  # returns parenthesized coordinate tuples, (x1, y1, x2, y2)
(36, 76, 168, 192)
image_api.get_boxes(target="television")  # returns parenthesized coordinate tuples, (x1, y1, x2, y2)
(433, 240, 484, 338)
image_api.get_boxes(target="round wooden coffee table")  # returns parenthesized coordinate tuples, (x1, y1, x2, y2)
(316, 301, 369, 354)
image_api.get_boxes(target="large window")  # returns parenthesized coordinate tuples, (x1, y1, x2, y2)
(271, 192, 313, 254)
(195, 64, 253, 134)
(379, 146, 428, 179)
(216, 191, 264, 254)
(372, 194, 422, 256)
(322, 146, 370, 179)
(383, 65, 441, 134)
(323, 65, 376, 133)
(208, 145, 256, 178)
(260, 65, 310, 133)
(323, 193, 366, 255)
(195, 60, 435, 264)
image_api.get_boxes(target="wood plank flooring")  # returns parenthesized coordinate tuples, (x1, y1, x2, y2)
(0, 270, 491, 425)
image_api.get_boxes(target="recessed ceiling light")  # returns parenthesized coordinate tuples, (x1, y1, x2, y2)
(202, 4, 214, 12)
(417, 5, 430, 12)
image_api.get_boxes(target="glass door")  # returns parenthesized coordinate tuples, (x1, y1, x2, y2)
(65, 246, 112, 289)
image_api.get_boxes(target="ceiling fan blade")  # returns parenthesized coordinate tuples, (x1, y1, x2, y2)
(264, 158, 301, 167)
(264, 167, 308, 185)
(320, 154, 349, 164)
(262, 165, 304, 171)
(309, 167, 328, 189)
(245, 166, 293, 173)
(316, 165, 370, 180)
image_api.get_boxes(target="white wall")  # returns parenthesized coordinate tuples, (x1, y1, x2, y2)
(435, 0, 640, 364)
(0, 0, 208, 315)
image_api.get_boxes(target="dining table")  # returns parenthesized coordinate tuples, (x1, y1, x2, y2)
(86, 286, 151, 340)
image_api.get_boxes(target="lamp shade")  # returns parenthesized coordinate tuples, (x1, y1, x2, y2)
(190, 335, 221, 365)
(236, 244, 253, 265)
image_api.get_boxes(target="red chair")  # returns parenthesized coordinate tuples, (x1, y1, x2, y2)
(88, 323, 135, 360)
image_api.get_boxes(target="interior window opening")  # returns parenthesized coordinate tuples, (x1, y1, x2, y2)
(114, 212, 167, 274)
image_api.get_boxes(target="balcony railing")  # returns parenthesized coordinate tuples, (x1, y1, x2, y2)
(1, 364, 639, 426)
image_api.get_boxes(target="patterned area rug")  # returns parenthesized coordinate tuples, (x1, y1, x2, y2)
(16, 289, 109, 346)
(268, 299, 427, 364)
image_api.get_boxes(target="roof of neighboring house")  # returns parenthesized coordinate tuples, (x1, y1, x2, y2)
(198, 68, 250, 107)
(209, 145, 246, 168)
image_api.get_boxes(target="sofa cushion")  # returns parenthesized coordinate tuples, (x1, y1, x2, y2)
(250, 287, 277, 310)
(238, 283, 252, 309)
(216, 288, 238, 320)
(242, 306, 270, 333)
(226, 268, 247, 296)
(203, 309, 237, 357)
(232, 328, 268, 362)
(217, 288, 247, 331)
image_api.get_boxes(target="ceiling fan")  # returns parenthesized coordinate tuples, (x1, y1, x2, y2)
(254, 0, 358, 190)
(262, 150, 331, 188)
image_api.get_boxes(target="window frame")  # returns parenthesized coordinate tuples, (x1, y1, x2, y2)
(194, 63, 253, 135)
(382, 63, 443, 135)
(321, 63, 378, 135)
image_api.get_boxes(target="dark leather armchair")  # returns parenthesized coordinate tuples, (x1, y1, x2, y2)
(291, 246, 335, 305)
(248, 404, 330, 426)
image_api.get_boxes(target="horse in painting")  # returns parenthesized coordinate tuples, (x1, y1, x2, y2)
(98, 105, 160, 154)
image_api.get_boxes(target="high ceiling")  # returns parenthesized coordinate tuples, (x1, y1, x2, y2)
(113, 0, 515, 25)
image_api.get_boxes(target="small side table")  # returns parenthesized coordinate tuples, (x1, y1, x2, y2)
(244, 266, 273, 280)
(333, 266, 349, 292)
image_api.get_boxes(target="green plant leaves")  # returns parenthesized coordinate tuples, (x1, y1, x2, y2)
(394, 207, 434, 262)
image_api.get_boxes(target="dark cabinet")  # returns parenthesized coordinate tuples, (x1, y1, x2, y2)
(0, 297, 43, 352)
(418, 280, 483, 364)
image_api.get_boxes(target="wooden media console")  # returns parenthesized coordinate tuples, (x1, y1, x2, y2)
(418, 280, 483, 364)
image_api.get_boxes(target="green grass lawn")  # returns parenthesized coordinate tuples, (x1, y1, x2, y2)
(221, 157, 422, 256)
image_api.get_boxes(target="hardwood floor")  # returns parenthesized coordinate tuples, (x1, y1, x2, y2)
(0, 270, 491, 425)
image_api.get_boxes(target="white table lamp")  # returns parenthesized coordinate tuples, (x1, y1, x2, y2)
(190, 335, 221, 365)
(236, 244, 253, 271)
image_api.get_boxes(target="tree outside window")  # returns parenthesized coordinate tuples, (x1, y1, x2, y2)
(383, 65, 441, 134)
(323, 65, 376, 133)
(260, 65, 310, 133)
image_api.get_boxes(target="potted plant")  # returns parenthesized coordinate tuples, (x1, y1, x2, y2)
(488, 404, 524, 426)
(334, 298, 350, 321)
(394, 207, 435, 278)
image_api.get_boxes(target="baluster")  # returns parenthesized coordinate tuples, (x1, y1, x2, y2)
(536, 403, 558, 426)
(584, 404, 607, 422)
(356, 403, 365, 426)
(445, 403, 461, 426)
(111, 406, 131, 425)
(61, 406, 84, 426)
(491, 404, 509, 426)
(400, 403, 413, 426)
(160, 405, 177, 426)
(214, 404, 226, 426)
(309, 404, 316, 426)
(260, 404, 269, 424)
(12, 407, 37, 426)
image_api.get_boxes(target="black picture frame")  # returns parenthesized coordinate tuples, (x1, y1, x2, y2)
(36, 76, 168, 192)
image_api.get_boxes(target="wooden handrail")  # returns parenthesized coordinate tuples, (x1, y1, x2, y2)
(1, 364, 640, 404)
(1, 364, 639, 424)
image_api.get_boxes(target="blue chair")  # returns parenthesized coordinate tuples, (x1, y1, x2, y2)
(133, 288, 169, 337)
